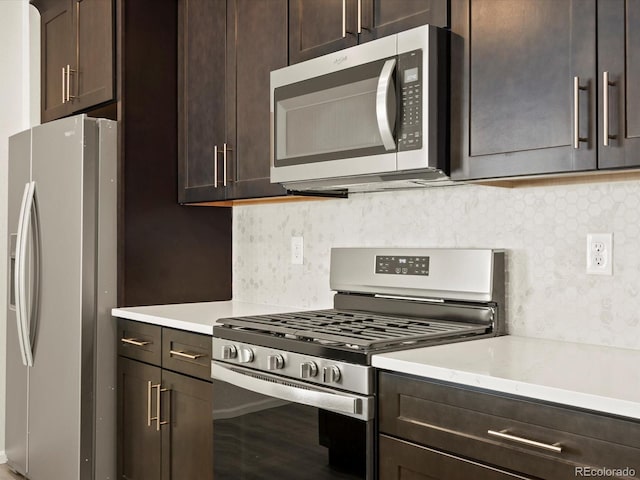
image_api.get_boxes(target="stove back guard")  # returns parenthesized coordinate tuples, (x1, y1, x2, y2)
(330, 248, 505, 335)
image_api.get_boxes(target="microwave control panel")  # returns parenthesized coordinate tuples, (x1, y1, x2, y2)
(397, 49, 423, 152)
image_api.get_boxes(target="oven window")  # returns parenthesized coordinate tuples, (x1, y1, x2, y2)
(213, 380, 368, 479)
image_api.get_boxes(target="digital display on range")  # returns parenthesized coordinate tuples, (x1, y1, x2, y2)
(375, 256, 430, 276)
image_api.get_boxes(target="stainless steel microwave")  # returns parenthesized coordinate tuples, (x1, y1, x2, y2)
(270, 25, 449, 193)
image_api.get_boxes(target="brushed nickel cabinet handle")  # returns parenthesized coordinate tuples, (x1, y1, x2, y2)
(147, 381, 154, 426)
(62, 67, 66, 103)
(66, 65, 71, 102)
(603, 71, 617, 146)
(223, 143, 232, 187)
(573, 76, 588, 149)
(488, 429, 563, 453)
(342, 0, 346, 38)
(213, 145, 219, 188)
(121, 337, 151, 347)
(156, 385, 169, 431)
(66, 64, 77, 102)
(169, 349, 204, 360)
(357, 0, 362, 33)
(147, 382, 167, 430)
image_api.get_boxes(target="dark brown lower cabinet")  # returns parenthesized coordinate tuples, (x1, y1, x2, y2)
(117, 321, 213, 480)
(379, 435, 526, 480)
(161, 370, 213, 480)
(118, 358, 162, 480)
(378, 372, 640, 480)
(118, 358, 213, 480)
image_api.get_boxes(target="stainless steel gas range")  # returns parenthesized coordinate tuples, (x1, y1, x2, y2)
(211, 248, 505, 479)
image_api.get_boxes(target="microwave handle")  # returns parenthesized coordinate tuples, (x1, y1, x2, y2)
(376, 58, 397, 151)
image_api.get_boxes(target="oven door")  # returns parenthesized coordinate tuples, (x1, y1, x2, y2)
(212, 361, 375, 480)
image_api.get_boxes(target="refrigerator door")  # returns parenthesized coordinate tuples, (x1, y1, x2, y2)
(28, 115, 98, 480)
(6, 129, 31, 476)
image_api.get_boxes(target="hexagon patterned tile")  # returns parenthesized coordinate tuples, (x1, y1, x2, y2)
(232, 182, 640, 350)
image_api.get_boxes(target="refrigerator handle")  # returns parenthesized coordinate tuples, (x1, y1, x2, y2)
(14, 183, 30, 366)
(28, 185, 41, 359)
(17, 181, 36, 367)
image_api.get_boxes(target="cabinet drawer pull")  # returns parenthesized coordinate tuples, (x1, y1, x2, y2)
(169, 349, 204, 360)
(488, 429, 563, 453)
(121, 337, 151, 347)
(357, 0, 362, 33)
(573, 76, 588, 149)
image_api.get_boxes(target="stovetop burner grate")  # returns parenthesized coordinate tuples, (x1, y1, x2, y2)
(219, 309, 488, 350)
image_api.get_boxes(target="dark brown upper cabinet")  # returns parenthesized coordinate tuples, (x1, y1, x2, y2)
(34, 0, 115, 123)
(289, 0, 449, 64)
(451, 0, 640, 181)
(597, 0, 640, 169)
(178, 0, 288, 204)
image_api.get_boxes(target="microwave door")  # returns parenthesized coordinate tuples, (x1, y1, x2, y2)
(272, 58, 398, 184)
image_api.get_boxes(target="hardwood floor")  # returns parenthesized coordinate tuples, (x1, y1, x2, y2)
(0, 464, 23, 480)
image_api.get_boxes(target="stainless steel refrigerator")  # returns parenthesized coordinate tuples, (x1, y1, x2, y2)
(6, 114, 117, 480)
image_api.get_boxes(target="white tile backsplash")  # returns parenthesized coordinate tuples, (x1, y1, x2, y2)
(232, 181, 640, 350)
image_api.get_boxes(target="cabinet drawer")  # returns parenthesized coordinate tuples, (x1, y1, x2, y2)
(162, 328, 212, 381)
(379, 372, 640, 480)
(117, 319, 162, 365)
(379, 434, 530, 480)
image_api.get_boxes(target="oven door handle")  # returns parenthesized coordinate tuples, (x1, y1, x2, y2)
(211, 361, 372, 421)
(376, 58, 397, 151)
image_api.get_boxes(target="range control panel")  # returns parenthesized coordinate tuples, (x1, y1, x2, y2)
(375, 255, 430, 276)
(397, 49, 423, 152)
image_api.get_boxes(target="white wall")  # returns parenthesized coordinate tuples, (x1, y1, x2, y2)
(0, 0, 38, 461)
(233, 180, 640, 351)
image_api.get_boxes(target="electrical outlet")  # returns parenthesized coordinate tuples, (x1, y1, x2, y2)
(291, 236, 304, 265)
(586, 233, 613, 275)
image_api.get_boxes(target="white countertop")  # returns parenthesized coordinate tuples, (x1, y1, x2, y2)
(372, 335, 640, 420)
(112, 301, 299, 335)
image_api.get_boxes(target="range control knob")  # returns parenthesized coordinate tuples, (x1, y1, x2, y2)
(238, 348, 254, 364)
(322, 365, 341, 383)
(221, 344, 237, 360)
(267, 354, 285, 370)
(300, 361, 318, 378)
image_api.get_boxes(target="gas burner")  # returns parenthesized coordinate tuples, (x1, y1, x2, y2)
(218, 308, 490, 351)
(213, 248, 505, 371)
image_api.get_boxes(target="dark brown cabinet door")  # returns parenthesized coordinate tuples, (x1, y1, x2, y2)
(289, 0, 358, 64)
(379, 435, 528, 480)
(160, 371, 213, 480)
(177, 0, 227, 203)
(597, 0, 640, 168)
(74, 0, 115, 111)
(178, 0, 288, 203)
(225, 0, 288, 200)
(40, 0, 74, 122)
(36, 0, 114, 122)
(118, 357, 162, 480)
(359, 0, 448, 43)
(450, 0, 597, 180)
